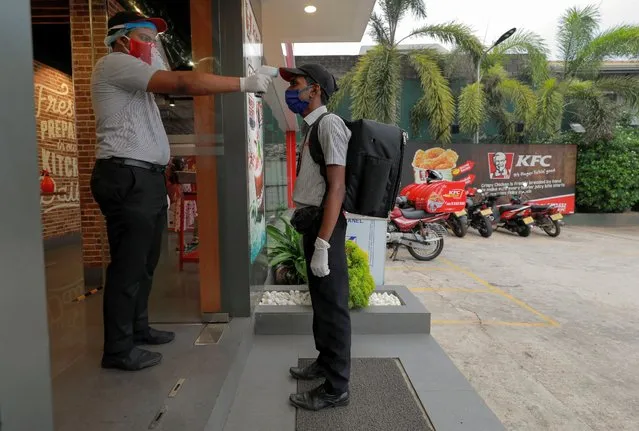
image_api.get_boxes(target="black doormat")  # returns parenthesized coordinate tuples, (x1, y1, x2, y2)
(296, 358, 434, 431)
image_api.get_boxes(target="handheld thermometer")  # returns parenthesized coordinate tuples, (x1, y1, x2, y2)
(256, 65, 278, 98)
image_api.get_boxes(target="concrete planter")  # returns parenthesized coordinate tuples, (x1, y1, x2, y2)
(254, 285, 431, 335)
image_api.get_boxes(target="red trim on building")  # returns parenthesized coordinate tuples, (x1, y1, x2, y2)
(286, 131, 296, 208)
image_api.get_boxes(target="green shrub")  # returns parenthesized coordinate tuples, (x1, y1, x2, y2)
(346, 240, 375, 309)
(576, 128, 639, 213)
(267, 218, 376, 309)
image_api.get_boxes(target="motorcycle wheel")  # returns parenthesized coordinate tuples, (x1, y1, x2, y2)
(542, 217, 561, 237)
(478, 216, 493, 238)
(408, 225, 444, 261)
(449, 215, 468, 238)
(517, 223, 531, 237)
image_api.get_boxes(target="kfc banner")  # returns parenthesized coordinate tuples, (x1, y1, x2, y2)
(403, 143, 578, 214)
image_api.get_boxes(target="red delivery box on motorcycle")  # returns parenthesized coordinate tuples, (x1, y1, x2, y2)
(400, 181, 467, 214)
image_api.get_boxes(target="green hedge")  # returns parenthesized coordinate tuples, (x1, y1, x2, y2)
(346, 240, 376, 309)
(575, 128, 639, 213)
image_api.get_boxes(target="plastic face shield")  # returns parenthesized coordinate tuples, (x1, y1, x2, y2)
(104, 23, 171, 70)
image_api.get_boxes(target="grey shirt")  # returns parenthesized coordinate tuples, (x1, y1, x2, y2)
(293, 106, 351, 207)
(91, 52, 170, 165)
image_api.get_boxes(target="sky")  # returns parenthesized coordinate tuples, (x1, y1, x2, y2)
(293, 0, 634, 60)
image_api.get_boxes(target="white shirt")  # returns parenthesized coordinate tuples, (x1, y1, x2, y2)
(293, 106, 351, 207)
(91, 52, 169, 165)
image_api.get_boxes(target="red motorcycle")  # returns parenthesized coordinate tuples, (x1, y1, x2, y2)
(399, 173, 469, 238)
(387, 196, 447, 261)
(402, 171, 469, 237)
(465, 187, 493, 238)
(510, 183, 563, 237)
(482, 194, 535, 237)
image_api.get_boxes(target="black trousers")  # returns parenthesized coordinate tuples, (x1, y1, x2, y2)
(90, 159, 167, 355)
(303, 213, 351, 393)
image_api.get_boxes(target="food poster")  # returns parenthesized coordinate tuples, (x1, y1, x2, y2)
(243, 0, 266, 263)
(403, 143, 578, 214)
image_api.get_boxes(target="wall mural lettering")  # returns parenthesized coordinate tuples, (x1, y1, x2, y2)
(33, 63, 82, 239)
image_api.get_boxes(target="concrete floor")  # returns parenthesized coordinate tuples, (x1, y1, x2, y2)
(220, 334, 503, 431)
(45, 232, 200, 378)
(385, 225, 639, 431)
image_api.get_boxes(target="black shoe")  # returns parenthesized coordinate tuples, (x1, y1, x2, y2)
(134, 327, 175, 346)
(289, 384, 349, 411)
(290, 361, 325, 380)
(101, 347, 162, 371)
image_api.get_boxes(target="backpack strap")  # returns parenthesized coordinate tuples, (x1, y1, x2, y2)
(308, 112, 332, 207)
(295, 114, 327, 177)
(308, 113, 331, 180)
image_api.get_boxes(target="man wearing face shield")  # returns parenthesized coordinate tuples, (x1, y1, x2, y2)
(279, 64, 351, 411)
(91, 11, 272, 372)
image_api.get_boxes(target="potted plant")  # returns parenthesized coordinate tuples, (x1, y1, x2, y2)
(267, 216, 307, 285)
(267, 216, 376, 309)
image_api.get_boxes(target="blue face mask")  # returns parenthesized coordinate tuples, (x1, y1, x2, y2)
(285, 86, 312, 115)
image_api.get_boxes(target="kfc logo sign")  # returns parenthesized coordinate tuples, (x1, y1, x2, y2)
(443, 189, 465, 199)
(488, 153, 554, 179)
(488, 152, 514, 180)
(515, 155, 552, 167)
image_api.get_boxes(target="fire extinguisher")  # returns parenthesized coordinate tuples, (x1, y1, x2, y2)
(40, 170, 55, 193)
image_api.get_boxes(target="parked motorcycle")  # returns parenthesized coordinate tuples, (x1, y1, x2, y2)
(447, 209, 469, 238)
(465, 188, 493, 238)
(482, 194, 535, 237)
(399, 170, 468, 238)
(387, 196, 447, 261)
(510, 183, 563, 237)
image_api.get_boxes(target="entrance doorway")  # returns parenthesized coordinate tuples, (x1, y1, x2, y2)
(30, 0, 225, 380)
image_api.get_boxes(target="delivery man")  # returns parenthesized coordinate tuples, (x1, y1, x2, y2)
(91, 11, 272, 371)
(279, 64, 351, 411)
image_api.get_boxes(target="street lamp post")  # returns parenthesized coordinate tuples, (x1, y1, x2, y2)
(474, 27, 517, 144)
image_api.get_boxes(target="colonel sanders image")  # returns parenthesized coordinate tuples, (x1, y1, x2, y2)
(489, 152, 512, 179)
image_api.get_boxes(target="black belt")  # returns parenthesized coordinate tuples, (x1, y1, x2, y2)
(100, 157, 166, 173)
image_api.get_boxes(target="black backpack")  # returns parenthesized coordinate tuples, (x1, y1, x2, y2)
(303, 112, 406, 218)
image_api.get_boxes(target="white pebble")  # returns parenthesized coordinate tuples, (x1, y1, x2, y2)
(260, 290, 401, 307)
(369, 292, 402, 306)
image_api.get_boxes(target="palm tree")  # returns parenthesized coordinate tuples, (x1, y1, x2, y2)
(457, 29, 549, 143)
(459, 4, 639, 144)
(555, 5, 639, 141)
(328, 0, 483, 143)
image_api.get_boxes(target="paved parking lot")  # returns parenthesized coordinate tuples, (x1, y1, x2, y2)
(385, 224, 639, 431)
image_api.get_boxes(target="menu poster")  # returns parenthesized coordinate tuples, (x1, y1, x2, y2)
(403, 142, 578, 214)
(243, 0, 266, 263)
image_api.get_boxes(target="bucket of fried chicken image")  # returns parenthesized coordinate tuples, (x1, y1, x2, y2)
(412, 147, 460, 182)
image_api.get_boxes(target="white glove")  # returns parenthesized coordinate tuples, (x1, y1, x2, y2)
(167, 195, 171, 209)
(310, 237, 330, 278)
(240, 73, 272, 93)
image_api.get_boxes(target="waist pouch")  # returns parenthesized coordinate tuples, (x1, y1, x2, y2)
(290, 206, 323, 234)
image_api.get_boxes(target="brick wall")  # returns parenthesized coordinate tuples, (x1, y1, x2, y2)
(69, 0, 106, 275)
(34, 61, 81, 240)
(69, 0, 124, 277)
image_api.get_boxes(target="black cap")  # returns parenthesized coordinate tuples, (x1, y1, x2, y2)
(279, 64, 338, 100)
(107, 11, 168, 34)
